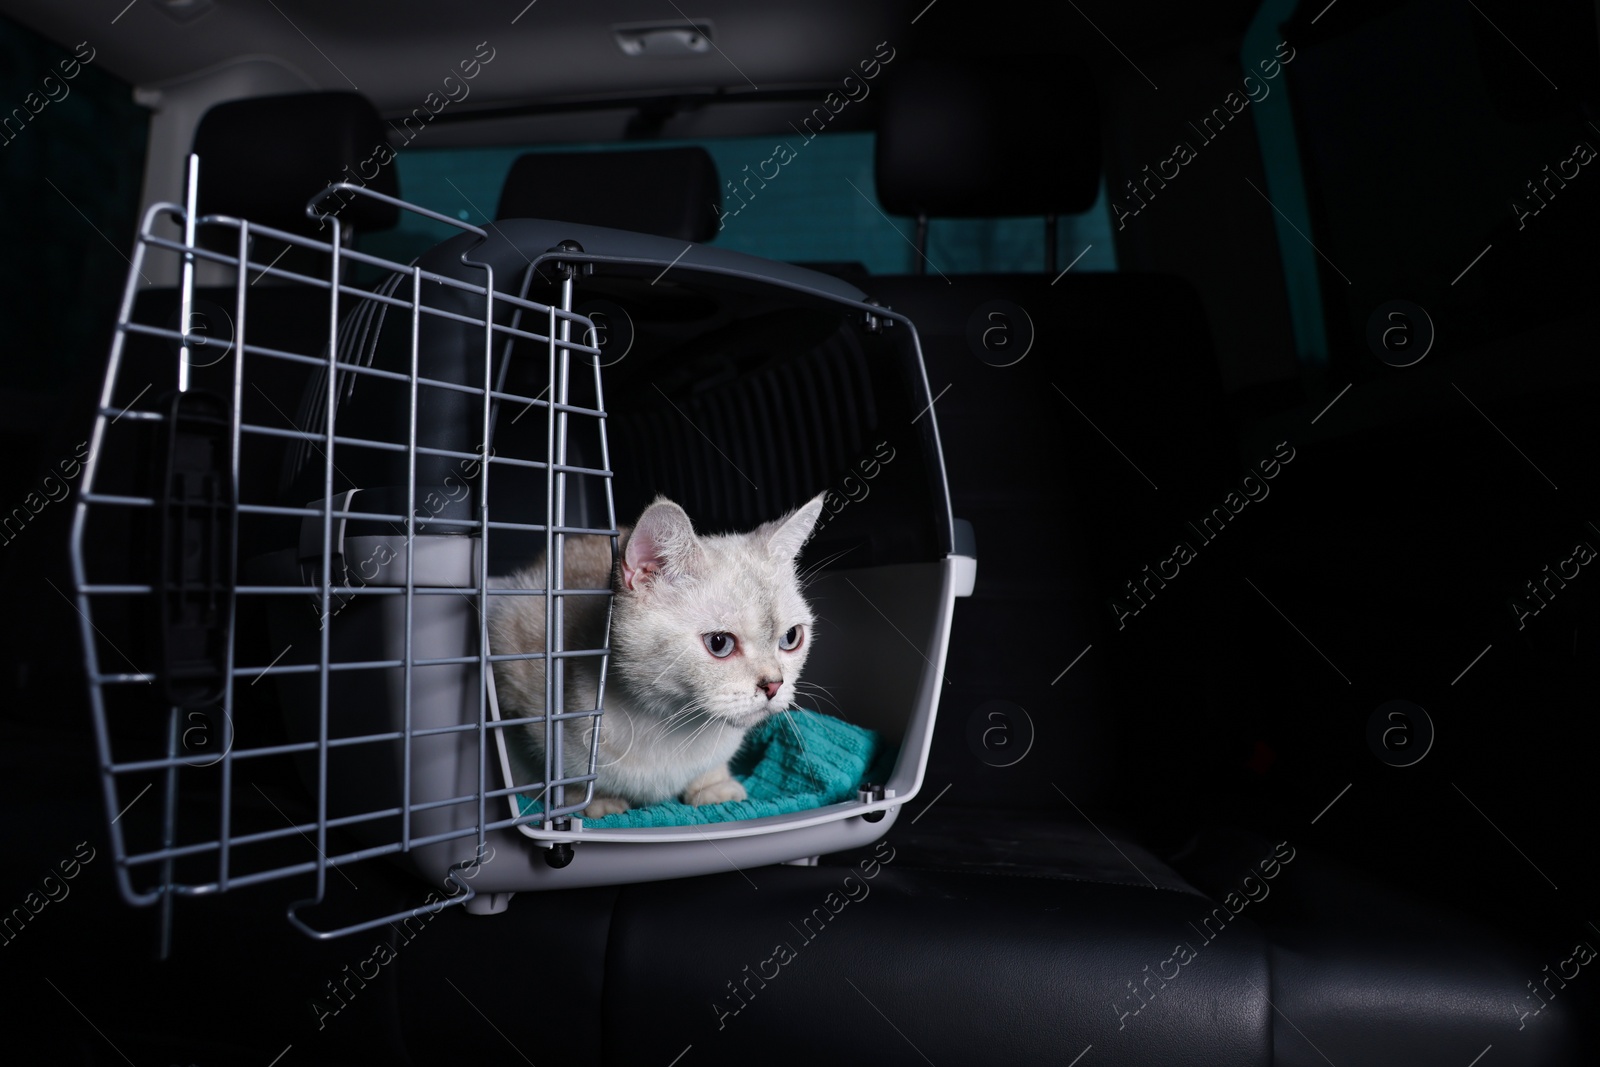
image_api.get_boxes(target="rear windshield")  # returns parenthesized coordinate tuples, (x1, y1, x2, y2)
(359, 131, 1116, 276)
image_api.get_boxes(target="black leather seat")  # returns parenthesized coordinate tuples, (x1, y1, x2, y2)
(127, 89, 406, 509)
(842, 54, 1594, 1066)
(102, 91, 412, 651)
(1175, 826, 1591, 1065)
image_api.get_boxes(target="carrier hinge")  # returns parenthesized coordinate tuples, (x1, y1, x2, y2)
(858, 782, 895, 822)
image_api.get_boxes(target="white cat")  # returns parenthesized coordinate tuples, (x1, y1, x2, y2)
(487, 494, 823, 819)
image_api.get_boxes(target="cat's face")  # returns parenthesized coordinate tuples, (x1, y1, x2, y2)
(611, 495, 823, 727)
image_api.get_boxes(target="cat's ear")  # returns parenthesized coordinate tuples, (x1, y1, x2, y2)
(764, 493, 825, 563)
(621, 497, 700, 591)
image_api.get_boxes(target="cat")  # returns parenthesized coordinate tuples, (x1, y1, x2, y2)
(487, 494, 824, 820)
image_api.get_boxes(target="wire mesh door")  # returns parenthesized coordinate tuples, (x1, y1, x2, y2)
(70, 155, 617, 945)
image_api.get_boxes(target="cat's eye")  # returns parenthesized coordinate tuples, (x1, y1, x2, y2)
(779, 625, 804, 651)
(703, 632, 737, 658)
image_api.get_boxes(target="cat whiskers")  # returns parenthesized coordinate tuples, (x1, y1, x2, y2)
(779, 709, 812, 764)
(791, 680, 845, 718)
(798, 544, 859, 589)
(650, 702, 706, 742)
(670, 700, 731, 756)
(672, 714, 724, 757)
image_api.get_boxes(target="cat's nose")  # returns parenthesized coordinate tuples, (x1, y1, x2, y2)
(757, 677, 782, 700)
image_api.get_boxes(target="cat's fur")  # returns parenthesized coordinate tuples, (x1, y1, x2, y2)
(487, 495, 823, 819)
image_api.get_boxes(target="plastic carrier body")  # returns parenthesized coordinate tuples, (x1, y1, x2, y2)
(70, 159, 973, 939)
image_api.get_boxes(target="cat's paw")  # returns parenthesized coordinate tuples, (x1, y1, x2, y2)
(682, 772, 747, 807)
(584, 795, 631, 818)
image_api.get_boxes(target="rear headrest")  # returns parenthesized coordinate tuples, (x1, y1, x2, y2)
(192, 91, 400, 235)
(875, 59, 1100, 218)
(496, 147, 720, 242)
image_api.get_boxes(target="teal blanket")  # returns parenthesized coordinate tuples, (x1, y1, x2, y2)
(516, 710, 878, 828)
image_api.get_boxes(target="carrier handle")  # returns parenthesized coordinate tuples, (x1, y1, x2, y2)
(284, 858, 480, 941)
(305, 181, 491, 244)
(155, 387, 237, 710)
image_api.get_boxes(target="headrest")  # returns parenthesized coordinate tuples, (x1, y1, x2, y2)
(495, 147, 720, 242)
(192, 91, 400, 235)
(875, 59, 1100, 218)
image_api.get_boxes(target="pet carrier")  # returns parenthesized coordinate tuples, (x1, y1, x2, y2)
(72, 156, 975, 940)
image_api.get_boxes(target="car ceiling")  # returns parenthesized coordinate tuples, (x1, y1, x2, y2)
(2, 0, 1263, 119)
(4, 0, 914, 111)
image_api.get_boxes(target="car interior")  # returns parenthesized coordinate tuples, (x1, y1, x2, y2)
(2, 1, 1598, 1064)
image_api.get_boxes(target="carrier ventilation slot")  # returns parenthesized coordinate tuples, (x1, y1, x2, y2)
(616, 331, 876, 528)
